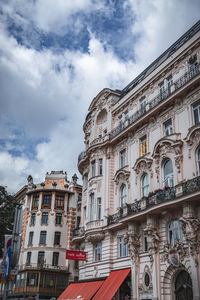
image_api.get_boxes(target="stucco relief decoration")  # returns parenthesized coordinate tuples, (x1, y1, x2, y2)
(86, 232, 105, 244)
(139, 265, 153, 293)
(124, 231, 140, 265)
(144, 223, 160, 267)
(133, 158, 153, 184)
(152, 139, 183, 180)
(185, 125, 200, 158)
(179, 216, 200, 257)
(161, 240, 189, 267)
(114, 169, 130, 188)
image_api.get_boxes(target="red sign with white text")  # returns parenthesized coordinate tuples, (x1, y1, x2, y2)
(66, 250, 87, 261)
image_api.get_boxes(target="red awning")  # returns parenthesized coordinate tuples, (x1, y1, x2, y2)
(57, 280, 104, 300)
(92, 268, 131, 300)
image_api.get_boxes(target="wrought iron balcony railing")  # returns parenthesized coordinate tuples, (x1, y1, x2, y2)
(72, 226, 85, 238)
(108, 175, 200, 225)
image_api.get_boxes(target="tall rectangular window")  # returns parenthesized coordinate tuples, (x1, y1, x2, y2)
(32, 194, 39, 209)
(55, 213, 62, 225)
(52, 252, 59, 266)
(94, 242, 102, 262)
(99, 159, 103, 176)
(143, 232, 148, 252)
(30, 213, 36, 226)
(90, 193, 94, 221)
(41, 212, 48, 224)
(159, 82, 165, 100)
(140, 97, 146, 114)
(97, 197, 101, 220)
(26, 252, 32, 265)
(119, 237, 128, 257)
(38, 251, 45, 264)
(118, 115, 123, 129)
(91, 161, 96, 177)
(55, 193, 64, 209)
(39, 231, 47, 245)
(27, 273, 38, 287)
(164, 119, 173, 136)
(28, 232, 34, 246)
(139, 136, 147, 157)
(193, 101, 200, 125)
(120, 149, 126, 168)
(54, 232, 61, 245)
(42, 193, 52, 208)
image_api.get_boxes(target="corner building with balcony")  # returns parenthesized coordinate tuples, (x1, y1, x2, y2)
(13, 171, 82, 300)
(74, 21, 200, 300)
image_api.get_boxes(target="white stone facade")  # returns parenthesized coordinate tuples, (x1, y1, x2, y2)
(74, 21, 200, 300)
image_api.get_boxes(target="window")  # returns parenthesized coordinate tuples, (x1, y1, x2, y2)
(91, 160, 96, 177)
(168, 220, 183, 246)
(189, 54, 198, 77)
(55, 193, 64, 209)
(54, 232, 61, 245)
(118, 115, 123, 129)
(140, 97, 146, 114)
(163, 159, 174, 187)
(143, 232, 148, 252)
(84, 206, 87, 222)
(90, 193, 94, 221)
(120, 149, 126, 168)
(42, 193, 52, 207)
(26, 252, 32, 265)
(41, 212, 48, 224)
(167, 76, 173, 94)
(159, 82, 165, 100)
(119, 237, 128, 257)
(141, 173, 149, 197)
(120, 184, 127, 207)
(97, 197, 101, 220)
(197, 148, 200, 175)
(76, 216, 81, 228)
(30, 213, 36, 226)
(32, 194, 39, 209)
(99, 159, 103, 176)
(164, 119, 173, 136)
(27, 272, 38, 287)
(94, 242, 102, 262)
(39, 231, 47, 245)
(52, 252, 59, 266)
(55, 213, 62, 225)
(28, 232, 34, 246)
(124, 111, 129, 121)
(38, 251, 45, 264)
(139, 136, 147, 156)
(193, 101, 200, 125)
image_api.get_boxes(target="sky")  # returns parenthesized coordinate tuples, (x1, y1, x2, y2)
(0, 0, 200, 193)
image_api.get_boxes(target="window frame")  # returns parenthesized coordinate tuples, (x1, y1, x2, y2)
(141, 173, 149, 197)
(120, 184, 127, 207)
(94, 242, 102, 262)
(30, 212, 36, 226)
(38, 251, 45, 265)
(120, 149, 126, 168)
(163, 159, 174, 187)
(192, 100, 200, 125)
(55, 213, 62, 225)
(26, 252, 32, 265)
(55, 193, 64, 209)
(54, 231, 61, 245)
(91, 160, 96, 177)
(52, 252, 59, 266)
(197, 148, 200, 175)
(99, 158, 103, 176)
(42, 193, 52, 208)
(168, 220, 183, 246)
(41, 212, 48, 225)
(28, 231, 34, 246)
(97, 197, 101, 220)
(119, 237, 128, 258)
(90, 193, 94, 221)
(39, 231, 47, 245)
(139, 135, 147, 157)
(164, 119, 173, 136)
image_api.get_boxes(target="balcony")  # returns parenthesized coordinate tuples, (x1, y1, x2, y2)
(108, 175, 200, 225)
(109, 64, 199, 140)
(78, 151, 87, 163)
(72, 226, 85, 242)
(86, 219, 104, 230)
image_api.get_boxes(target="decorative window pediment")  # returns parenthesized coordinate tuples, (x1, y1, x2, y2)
(114, 169, 130, 188)
(152, 137, 183, 159)
(185, 124, 200, 158)
(133, 157, 153, 184)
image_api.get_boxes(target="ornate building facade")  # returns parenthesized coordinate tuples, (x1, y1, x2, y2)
(73, 21, 200, 300)
(12, 171, 82, 299)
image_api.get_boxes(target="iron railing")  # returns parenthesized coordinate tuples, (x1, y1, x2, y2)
(72, 226, 85, 238)
(108, 175, 200, 225)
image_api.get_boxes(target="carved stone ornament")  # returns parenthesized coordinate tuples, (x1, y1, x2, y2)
(86, 232, 105, 244)
(144, 223, 160, 267)
(133, 157, 153, 184)
(114, 169, 130, 188)
(179, 216, 200, 256)
(138, 265, 153, 294)
(185, 125, 200, 158)
(161, 240, 189, 267)
(124, 231, 140, 265)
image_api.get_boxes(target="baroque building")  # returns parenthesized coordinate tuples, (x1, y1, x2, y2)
(12, 171, 82, 300)
(71, 21, 200, 300)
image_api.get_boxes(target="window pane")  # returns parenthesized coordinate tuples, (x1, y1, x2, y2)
(90, 194, 94, 221)
(42, 212, 48, 224)
(55, 194, 64, 209)
(38, 251, 45, 264)
(142, 174, 149, 197)
(52, 252, 59, 266)
(54, 232, 61, 245)
(168, 220, 182, 246)
(97, 198, 101, 220)
(164, 159, 174, 187)
(56, 213, 62, 225)
(39, 231, 46, 245)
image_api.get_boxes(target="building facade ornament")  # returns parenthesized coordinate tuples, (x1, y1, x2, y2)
(124, 231, 140, 265)
(138, 265, 153, 293)
(133, 157, 153, 184)
(86, 232, 105, 244)
(179, 216, 200, 256)
(144, 223, 160, 267)
(185, 125, 200, 158)
(114, 169, 130, 188)
(161, 240, 189, 267)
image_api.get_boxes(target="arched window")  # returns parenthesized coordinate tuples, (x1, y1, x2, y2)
(168, 220, 182, 246)
(175, 270, 193, 300)
(120, 184, 127, 207)
(141, 173, 149, 197)
(197, 148, 200, 175)
(163, 159, 174, 187)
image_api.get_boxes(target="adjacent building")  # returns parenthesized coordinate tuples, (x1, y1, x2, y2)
(73, 21, 200, 300)
(12, 171, 82, 300)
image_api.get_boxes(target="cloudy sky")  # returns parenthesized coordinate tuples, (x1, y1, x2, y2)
(0, 0, 200, 193)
